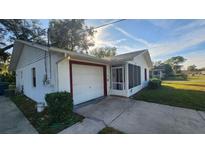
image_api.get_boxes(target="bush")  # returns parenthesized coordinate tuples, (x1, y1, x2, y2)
(148, 78, 161, 89)
(0, 73, 15, 83)
(45, 92, 73, 123)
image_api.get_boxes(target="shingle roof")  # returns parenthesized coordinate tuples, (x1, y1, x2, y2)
(112, 49, 147, 60)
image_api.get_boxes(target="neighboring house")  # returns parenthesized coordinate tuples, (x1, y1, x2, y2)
(10, 40, 152, 105)
(201, 70, 205, 75)
(151, 68, 165, 79)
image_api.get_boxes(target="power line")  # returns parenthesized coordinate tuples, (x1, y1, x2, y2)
(93, 19, 126, 30)
(79, 19, 126, 34)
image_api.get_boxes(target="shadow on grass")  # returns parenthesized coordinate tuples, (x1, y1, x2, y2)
(133, 85, 205, 111)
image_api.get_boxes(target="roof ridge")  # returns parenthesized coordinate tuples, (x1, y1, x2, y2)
(114, 49, 148, 57)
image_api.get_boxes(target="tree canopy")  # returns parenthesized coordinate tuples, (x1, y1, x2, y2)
(0, 19, 46, 62)
(187, 65, 197, 72)
(90, 47, 117, 58)
(165, 56, 186, 74)
(49, 19, 95, 52)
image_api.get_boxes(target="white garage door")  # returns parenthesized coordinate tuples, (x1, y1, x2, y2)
(72, 64, 104, 105)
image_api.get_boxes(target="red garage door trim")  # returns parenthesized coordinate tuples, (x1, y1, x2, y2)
(69, 60, 107, 98)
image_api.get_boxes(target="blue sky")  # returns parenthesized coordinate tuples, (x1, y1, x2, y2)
(40, 19, 205, 69)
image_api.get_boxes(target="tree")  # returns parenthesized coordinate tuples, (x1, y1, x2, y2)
(90, 47, 117, 58)
(187, 65, 197, 72)
(165, 56, 186, 74)
(153, 62, 174, 77)
(0, 19, 46, 62)
(49, 19, 95, 52)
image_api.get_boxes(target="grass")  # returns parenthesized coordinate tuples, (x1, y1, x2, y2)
(133, 75, 205, 111)
(10, 94, 84, 134)
(98, 127, 124, 134)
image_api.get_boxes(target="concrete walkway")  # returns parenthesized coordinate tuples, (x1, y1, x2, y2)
(60, 96, 205, 134)
(0, 96, 38, 134)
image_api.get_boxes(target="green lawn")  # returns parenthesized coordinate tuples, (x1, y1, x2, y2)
(10, 94, 84, 134)
(133, 75, 205, 111)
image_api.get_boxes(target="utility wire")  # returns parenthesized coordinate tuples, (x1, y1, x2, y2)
(78, 19, 126, 34)
(93, 19, 126, 30)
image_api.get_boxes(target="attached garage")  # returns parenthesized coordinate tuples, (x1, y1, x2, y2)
(69, 61, 107, 105)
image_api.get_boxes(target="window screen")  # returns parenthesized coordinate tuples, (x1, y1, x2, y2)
(128, 64, 141, 89)
(112, 67, 124, 90)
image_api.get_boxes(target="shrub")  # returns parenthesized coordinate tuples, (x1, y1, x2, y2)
(45, 92, 73, 122)
(148, 78, 161, 89)
(0, 73, 15, 83)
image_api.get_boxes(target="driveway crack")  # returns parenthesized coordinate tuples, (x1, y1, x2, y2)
(83, 116, 107, 127)
(108, 101, 135, 126)
(197, 111, 205, 123)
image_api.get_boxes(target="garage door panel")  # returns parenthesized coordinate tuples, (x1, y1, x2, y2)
(72, 64, 104, 105)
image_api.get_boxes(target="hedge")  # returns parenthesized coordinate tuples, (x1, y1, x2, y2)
(45, 92, 73, 123)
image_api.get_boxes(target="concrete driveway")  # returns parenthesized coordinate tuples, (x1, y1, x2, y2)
(0, 96, 37, 134)
(73, 96, 205, 134)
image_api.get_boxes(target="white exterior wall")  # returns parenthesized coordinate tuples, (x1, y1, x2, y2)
(15, 45, 63, 103)
(127, 54, 149, 97)
(57, 59, 70, 92)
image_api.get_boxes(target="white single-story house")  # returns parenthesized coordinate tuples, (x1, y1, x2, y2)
(151, 69, 165, 79)
(10, 40, 152, 105)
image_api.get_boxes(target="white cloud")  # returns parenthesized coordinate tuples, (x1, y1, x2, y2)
(114, 26, 150, 47)
(90, 25, 127, 50)
(149, 24, 205, 58)
(173, 20, 205, 33)
(183, 50, 205, 69)
(148, 19, 176, 29)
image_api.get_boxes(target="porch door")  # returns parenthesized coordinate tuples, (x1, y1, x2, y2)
(111, 67, 124, 90)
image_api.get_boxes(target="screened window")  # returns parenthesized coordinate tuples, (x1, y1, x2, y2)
(128, 64, 141, 89)
(32, 68, 36, 87)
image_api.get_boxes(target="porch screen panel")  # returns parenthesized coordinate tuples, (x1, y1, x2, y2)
(137, 66, 141, 85)
(128, 64, 133, 89)
(134, 65, 138, 87)
(128, 64, 141, 89)
(112, 67, 123, 90)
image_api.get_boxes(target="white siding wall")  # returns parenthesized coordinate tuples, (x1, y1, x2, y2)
(57, 59, 70, 92)
(127, 53, 149, 97)
(15, 45, 63, 103)
(106, 65, 111, 95)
